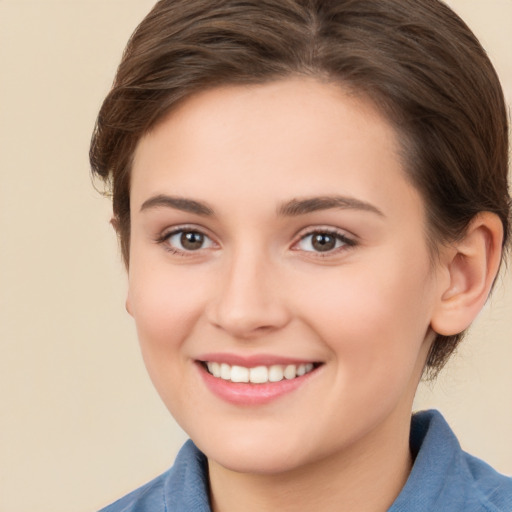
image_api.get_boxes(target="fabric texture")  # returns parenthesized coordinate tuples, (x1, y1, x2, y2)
(99, 410, 512, 512)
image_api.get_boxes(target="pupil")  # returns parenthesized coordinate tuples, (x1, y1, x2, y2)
(312, 233, 335, 252)
(181, 231, 204, 250)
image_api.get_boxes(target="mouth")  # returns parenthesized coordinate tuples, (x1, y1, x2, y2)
(195, 354, 324, 405)
(200, 361, 319, 384)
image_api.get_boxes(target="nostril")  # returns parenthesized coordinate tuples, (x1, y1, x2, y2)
(206, 299, 291, 339)
(204, 258, 291, 336)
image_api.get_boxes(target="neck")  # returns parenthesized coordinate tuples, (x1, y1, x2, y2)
(208, 408, 413, 512)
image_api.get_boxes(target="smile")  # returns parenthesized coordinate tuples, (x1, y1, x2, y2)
(197, 355, 323, 405)
(203, 362, 316, 384)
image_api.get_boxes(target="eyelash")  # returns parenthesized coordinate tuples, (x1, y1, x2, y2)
(292, 228, 357, 256)
(155, 226, 357, 257)
(155, 226, 216, 256)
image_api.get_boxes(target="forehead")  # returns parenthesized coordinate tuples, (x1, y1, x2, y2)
(131, 78, 422, 222)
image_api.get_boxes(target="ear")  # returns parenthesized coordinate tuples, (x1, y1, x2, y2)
(430, 212, 503, 336)
(125, 295, 133, 317)
(110, 216, 120, 233)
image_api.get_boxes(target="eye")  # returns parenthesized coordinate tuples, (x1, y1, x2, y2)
(295, 230, 354, 253)
(162, 228, 216, 253)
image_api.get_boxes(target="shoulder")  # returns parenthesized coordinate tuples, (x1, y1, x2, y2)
(462, 450, 512, 511)
(390, 410, 512, 512)
(98, 472, 167, 512)
(98, 440, 211, 512)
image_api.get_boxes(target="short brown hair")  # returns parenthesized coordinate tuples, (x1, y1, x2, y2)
(90, 0, 510, 376)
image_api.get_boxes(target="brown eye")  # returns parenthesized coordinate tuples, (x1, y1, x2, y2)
(181, 231, 204, 250)
(165, 229, 215, 252)
(295, 230, 354, 254)
(311, 233, 336, 252)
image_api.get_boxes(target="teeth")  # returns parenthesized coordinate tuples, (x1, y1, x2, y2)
(269, 365, 284, 382)
(249, 366, 268, 384)
(205, 361, 316, 383)
(220, 363, 231, 380)
(284, 364, 296, 380)
(231, 365, 249, 383)
(207, 361, 221, 377)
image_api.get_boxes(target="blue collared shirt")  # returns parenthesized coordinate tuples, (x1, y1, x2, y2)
(99, 410, 512, 511)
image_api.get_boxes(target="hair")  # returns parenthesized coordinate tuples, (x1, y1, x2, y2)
(90, 0, 511, 377)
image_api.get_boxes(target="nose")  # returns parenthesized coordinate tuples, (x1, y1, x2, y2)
(206, 248, 291, 339)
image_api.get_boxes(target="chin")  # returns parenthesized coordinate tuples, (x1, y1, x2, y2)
(190, 422, 328, 476)
(206, 443, 308, 475)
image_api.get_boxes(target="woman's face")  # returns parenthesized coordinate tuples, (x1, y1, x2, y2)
(127, 78, 442, 474)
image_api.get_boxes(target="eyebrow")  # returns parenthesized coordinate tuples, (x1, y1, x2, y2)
(140, 195, 214, 216)
(139, 194, 384, 218)
(277, 196, 384, 217)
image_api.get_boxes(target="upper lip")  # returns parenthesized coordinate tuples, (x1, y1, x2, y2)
(196, 353, 321, 367)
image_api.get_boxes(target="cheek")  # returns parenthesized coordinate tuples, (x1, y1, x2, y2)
(127, 262, 210, 361)
(126, 264, 214, 417)
(296, 249, 435, 373)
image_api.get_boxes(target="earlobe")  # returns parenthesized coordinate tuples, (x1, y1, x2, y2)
(110, 216, 120, 233)
(125, 295, 133, 317)
(430, 212, 503, 336)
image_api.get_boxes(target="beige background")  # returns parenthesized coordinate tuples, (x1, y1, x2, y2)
(0, 1, 510, 511)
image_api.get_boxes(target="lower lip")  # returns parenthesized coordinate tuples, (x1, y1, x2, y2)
(197, 363, 318, 406)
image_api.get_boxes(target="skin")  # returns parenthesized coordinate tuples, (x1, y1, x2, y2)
(125, 78, 501, 512)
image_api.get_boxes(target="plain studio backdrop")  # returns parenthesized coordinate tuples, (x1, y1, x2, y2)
(0, 1, 510, 511)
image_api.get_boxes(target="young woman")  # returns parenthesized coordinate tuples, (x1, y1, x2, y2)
(90, 1, 512, 510)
